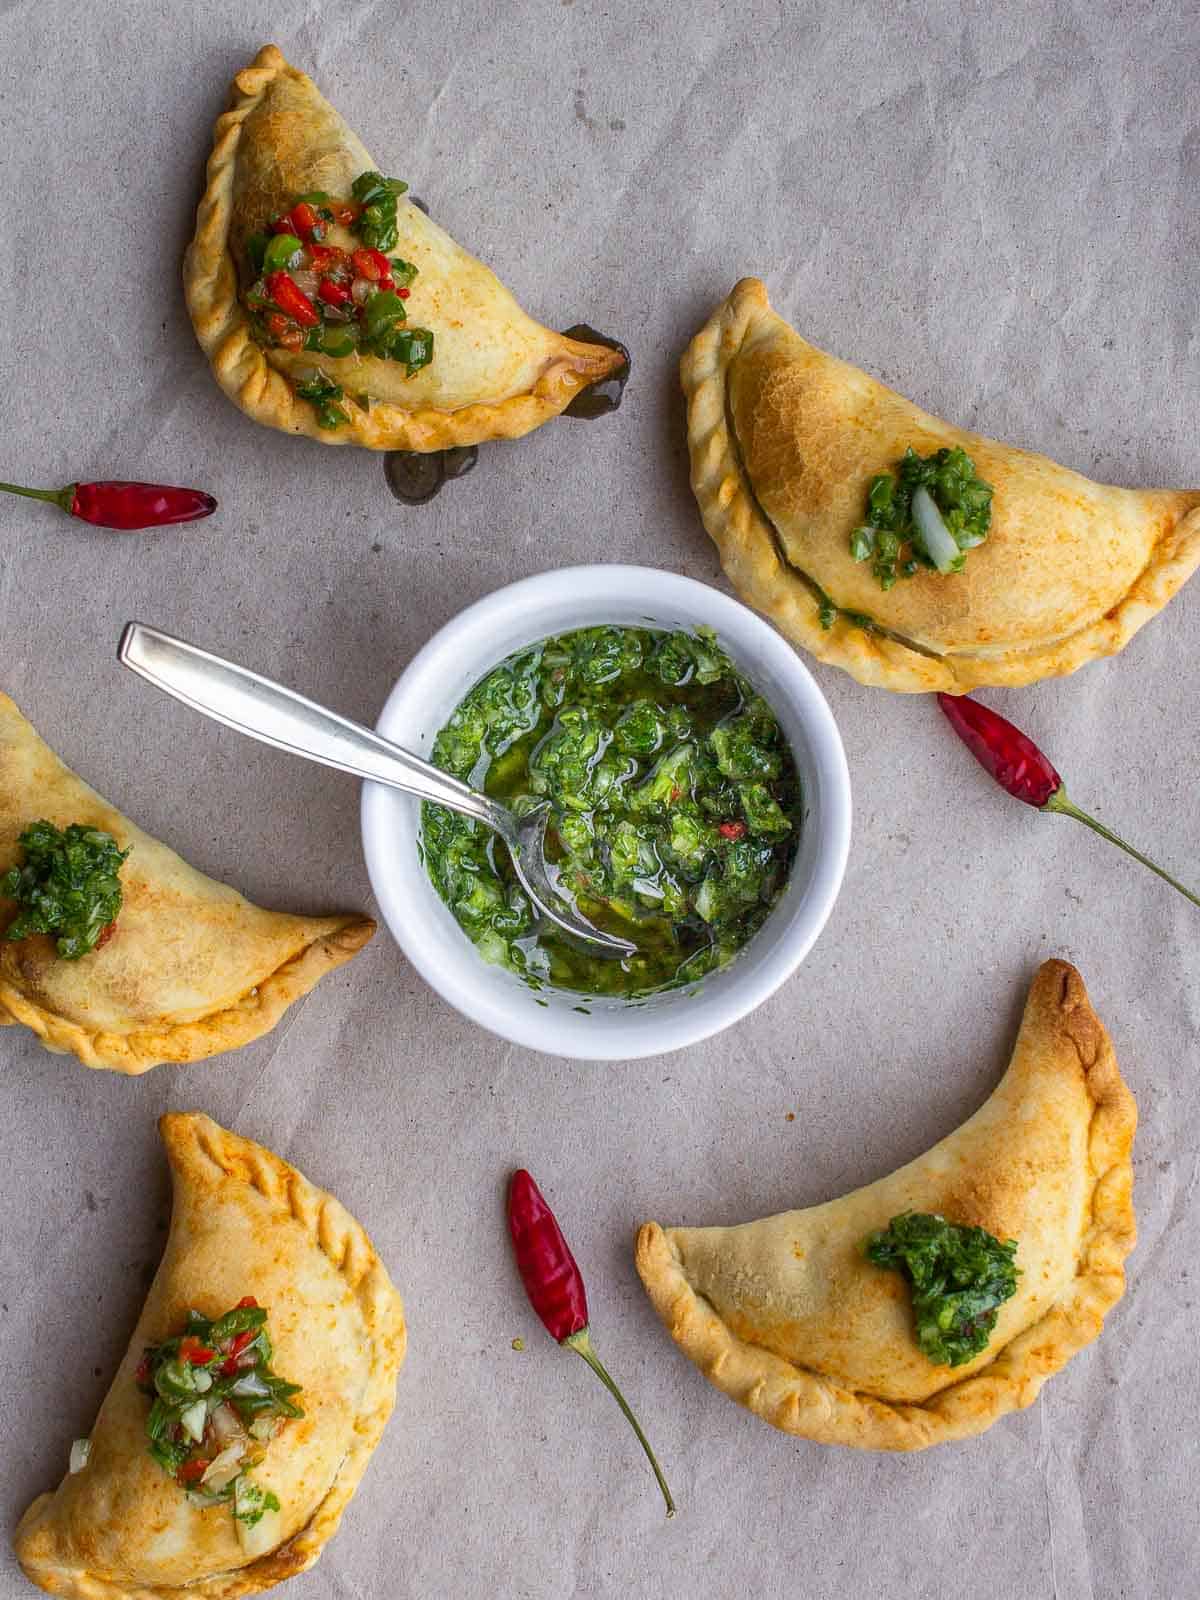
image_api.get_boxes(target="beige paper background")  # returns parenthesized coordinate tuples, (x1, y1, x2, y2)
(1, 2, 1198, 1596)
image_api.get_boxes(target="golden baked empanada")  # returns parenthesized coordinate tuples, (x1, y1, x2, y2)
(636, 960, 1136, 1450)
(15, 1112, 406, 1599)
(0, 692, 373, 1073)
(185, 45, 625, 451)
(683, 278, 1200, 690)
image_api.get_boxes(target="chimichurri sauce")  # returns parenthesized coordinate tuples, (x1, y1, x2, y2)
(421, 626, 803, 998)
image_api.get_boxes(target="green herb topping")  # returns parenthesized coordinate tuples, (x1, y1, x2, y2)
(851, 446, 993, 590)
(350, 170, 409, 253)
(136, 1297, 300, 1528)
(1, 821, 128, 959)
(295, 371, 350, 430)
(422, 626, 802, 999)
(864, 1212, 1020, 1367)
(239, 177, 434, 420)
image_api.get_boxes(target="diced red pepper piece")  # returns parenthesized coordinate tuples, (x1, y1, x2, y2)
(177, 1458, 210, 1485)
(265, 272, 319, 328)
(135, 1357, 151, 1385)
(718, 820, 747, 840)
(289, 201, 320, 236)
(308, 243, 351, 275)
(351, 247, 392, 283)
(264, 311, 304, 353)
(318, 277, 351, 307)
(179, 1336, 216, 1365)
(398, 287, 411, 299)
(271, 216, 295, 234)
(236, 1296, 259, 1309)
(330, 201, 360, 226)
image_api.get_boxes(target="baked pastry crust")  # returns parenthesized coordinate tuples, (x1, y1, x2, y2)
(14, 1112, 406, 1599)
(185, 44, 624, 450)
(0, 692, 373, 1073)
(682, 278, 1200, 691)
(636, 960, 1136, 1450)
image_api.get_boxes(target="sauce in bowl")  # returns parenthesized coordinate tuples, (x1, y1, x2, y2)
(421, 625, 802, 998)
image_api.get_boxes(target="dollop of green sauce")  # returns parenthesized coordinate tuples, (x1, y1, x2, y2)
(1, 820, 128, 959)
(421, 625, 803, 998)
(851, 446, 993, 590)
(865, 1211, 1020, 1367)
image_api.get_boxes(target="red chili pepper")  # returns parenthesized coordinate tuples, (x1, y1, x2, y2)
(266, 271, 320, 327)
(318, 277, 350, 307)
(177, 1458, 210, 1485)
(178, 1335, 216, 1365)
(718, 820, 747, 840)
(0, 478, 217, 531)
(938, 693, 1200, 909)
(507, 1170, 675, 1516)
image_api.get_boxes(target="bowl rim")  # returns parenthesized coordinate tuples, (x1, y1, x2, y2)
(360, 564, 851, 1059)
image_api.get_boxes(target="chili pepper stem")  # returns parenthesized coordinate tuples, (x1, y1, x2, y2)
(563, 1327, 675, 1518)
(0, 480, 73, 512)
(1046, 789, 1200, 909)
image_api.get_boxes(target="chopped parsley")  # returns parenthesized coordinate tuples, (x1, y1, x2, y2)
(1, 821, 128, 959)
(136, 1297, 301, 1529)
(851, 446, 993, 590)
(865, 1212, 1020, 1367)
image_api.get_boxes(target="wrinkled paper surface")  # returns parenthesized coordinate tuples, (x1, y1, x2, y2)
(2, 2, 1198, 1597)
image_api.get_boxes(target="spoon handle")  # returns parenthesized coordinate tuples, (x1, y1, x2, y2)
(117, 622, 504, 829)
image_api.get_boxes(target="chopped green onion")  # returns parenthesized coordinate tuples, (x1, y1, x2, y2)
(179, 1398, 208, 1443)
(849, 527, 875, 563)
(910, 486, 962, 574)
(245, 233, 269, 273)
(68, 1438, 91, 1474)
(262, 233, 303, 274)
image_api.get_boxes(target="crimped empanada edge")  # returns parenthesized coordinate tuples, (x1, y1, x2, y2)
(0, 915, 376, 1075)
(681, 276, 1200, 691)
(13, 1112, 407, 1600)
(183, 44, 623, 452)
(635, 959, 1137, 1451)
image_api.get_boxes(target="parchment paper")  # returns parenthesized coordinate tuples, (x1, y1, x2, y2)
(2, 3, 1198, 1597)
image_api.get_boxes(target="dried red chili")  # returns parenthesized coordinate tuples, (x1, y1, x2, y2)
(507, 1169, 675, 1516)
(0, 478, 217, 531)
(938, 693, 1199, 908)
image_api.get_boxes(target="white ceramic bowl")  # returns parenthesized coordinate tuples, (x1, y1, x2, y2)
(361, 565, 851, 1059)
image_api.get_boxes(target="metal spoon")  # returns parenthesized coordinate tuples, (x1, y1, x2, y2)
(117, 623, 635, 958)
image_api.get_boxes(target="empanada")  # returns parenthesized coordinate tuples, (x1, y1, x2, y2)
(636, 960, 1136, 1450)
(683, 278, 1200, 690)
(14, 1112, 406, 1599)
(185, 45, 625, 450)
(0, 692, 373, 1073)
